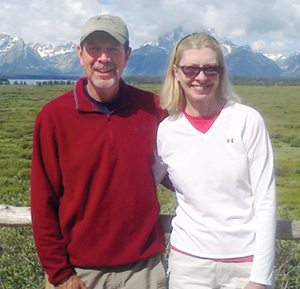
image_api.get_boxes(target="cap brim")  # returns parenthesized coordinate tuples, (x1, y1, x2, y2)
(80, 29, 127, 44)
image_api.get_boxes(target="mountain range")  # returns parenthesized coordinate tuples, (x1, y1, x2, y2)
(1, 27, 300, 79)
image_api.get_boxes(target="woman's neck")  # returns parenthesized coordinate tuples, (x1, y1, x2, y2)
(185, 98, 226, 117)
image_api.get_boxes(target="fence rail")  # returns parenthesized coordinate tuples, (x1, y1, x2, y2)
(1, 204, 300, 289)
(0, 205, 31, 227)
(1, 205, 300, 239)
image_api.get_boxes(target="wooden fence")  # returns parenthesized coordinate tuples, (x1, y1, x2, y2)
(1, 204, 300, 288)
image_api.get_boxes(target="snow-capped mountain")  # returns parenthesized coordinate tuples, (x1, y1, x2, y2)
(125, 27, 284, 78)
(264, 53, 285, 62)
(0, 34, 83, 77)
(0, 30, 300, 78)
(0, 34, 23, 56)
(276, 52, 300, 78)
(28, 42, 76, 58)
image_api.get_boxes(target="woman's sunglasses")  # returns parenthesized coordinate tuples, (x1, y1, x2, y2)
(179, 65, 222, 77)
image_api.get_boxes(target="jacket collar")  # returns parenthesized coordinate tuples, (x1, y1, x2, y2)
(73, 77, 134, 113)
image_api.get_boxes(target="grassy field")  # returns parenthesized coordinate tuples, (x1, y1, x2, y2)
(0, 84, 300, 288)
(233, 86, 300, 216)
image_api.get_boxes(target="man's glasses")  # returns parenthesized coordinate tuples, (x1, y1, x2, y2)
(179, 65, 222, 77)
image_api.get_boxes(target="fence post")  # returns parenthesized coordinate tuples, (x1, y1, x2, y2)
(45, 274, 51, 289)
(2, 205, 300, 288)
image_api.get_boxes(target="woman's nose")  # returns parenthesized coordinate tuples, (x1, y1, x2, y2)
(195, 70, 207, 81)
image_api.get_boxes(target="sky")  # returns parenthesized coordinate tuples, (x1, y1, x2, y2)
(1, 0, 300, 56)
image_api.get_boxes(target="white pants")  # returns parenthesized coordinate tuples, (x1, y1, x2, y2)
(168, 249, 273, 289)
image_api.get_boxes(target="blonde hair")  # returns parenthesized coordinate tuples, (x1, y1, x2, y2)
(160, 32, 240, 111)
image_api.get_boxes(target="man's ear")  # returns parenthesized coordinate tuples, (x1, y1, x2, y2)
(77, 45, 84, 66)
(125, 47, 132, 62)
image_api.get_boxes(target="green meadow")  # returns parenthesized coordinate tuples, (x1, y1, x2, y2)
(0, 83, 300, 288)
(234, 86, 300, 214)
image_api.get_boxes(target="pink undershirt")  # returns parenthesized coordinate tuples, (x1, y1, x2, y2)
(183, 109, 221, 133)
(177, 108, 254, 263)
(170, 245, 253, 263)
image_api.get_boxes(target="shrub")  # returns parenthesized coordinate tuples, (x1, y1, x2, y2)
(291, 138, 300, 148)
(281, 134, 297, 144)
(18, 168, 31, 181)
(0, 227, 44, 288)
(276, 165, 290, 177)
(275, 240, 300, 288)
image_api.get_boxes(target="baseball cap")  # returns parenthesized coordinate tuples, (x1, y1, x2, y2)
(80, 14, 129, 45)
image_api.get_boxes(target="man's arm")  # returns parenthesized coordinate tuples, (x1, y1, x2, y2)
(31, 110, 74, 285)
(159, 214, 175, 234)
(160, 174, 175, 192)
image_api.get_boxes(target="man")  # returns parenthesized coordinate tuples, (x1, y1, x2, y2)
(31, 15, 167, 289)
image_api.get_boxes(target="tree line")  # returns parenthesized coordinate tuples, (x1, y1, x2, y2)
(1, 75, 300, 86)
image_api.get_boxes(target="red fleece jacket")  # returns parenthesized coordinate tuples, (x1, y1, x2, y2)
(31, 78, 167, 284)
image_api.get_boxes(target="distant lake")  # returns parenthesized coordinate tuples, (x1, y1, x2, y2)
(8, 79, 77, 85)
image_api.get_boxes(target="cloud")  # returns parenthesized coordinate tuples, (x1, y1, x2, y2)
(1, 0, 300, 54)
(117, 0, 300, 54)
(0, 0, 118, 45)
(251, 40, 291, 54)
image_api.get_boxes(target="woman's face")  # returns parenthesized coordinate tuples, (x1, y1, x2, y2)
(174, 47, 221, 113)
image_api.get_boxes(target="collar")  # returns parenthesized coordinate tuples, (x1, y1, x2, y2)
(73, 77, 134, 113)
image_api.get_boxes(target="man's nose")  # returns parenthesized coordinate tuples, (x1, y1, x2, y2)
(97, 51, 110, 63)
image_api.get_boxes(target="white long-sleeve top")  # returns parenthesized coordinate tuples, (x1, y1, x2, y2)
(153, 102, 277, 286)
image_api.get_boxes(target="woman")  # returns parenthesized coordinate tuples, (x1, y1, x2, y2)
(153, 33, 277, 289)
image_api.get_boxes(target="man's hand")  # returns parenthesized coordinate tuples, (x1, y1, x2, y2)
(55, 275, 88, 289)
(243, 281, 267, 289)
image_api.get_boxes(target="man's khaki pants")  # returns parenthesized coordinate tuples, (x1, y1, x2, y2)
(74, 254, 167, 289)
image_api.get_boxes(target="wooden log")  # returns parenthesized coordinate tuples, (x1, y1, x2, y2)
(45, 274, 51, 289)
(0, 204, 31, 227)
(1, 204, 300, 289)
(160, 214, 300, 240)
(1, 205, 300, 240)
(276, 219, 300, 240)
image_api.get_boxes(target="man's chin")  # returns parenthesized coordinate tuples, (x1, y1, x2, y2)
(91, 77, 117, 90)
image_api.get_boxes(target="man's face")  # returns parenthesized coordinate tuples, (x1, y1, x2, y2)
(78, 31, 131, 101)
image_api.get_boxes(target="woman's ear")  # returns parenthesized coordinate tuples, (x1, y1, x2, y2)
(173, 65, 180, 81)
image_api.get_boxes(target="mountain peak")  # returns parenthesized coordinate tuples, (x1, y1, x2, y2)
(0, 31, 300, 78)
(13, 36, 22, 42)
(264, 53, 284, 61)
